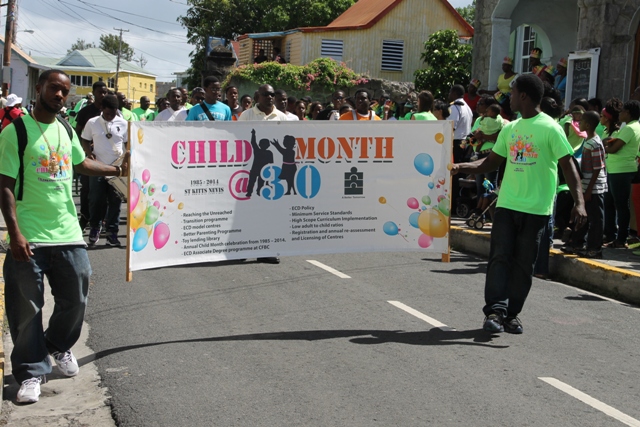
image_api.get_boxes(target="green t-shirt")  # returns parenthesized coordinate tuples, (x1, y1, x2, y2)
(132, 107, 155, 121)
(493, 113, 574, 215)
(595, 122, 606, 139)
(0, 115, 86, 243)
(559, 115, 584, 149)
(413, 111, 437, 121)
(471, 116, 481, 131)
(121, 108, 139, 122)
(605, 121, 640, 174)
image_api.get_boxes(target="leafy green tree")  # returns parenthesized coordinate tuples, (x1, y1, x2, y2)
(99, 34, 134, 62)
(67, 38, 95, 54)
(414, 30, 472, 99)
(179, 0, 355, 88)
(456, 0, 476, 26)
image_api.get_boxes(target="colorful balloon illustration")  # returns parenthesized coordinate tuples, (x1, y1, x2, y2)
(153, 222, 170, 249)
(162, 184, 168, 192)
(379, 196, 387, 204)
(145, 205, 160, 225)
(130, 182, 140, 213)
(407, 197, 419, 209)
(383, 221, 399, 236)
(428, 182, 434, 189)
(417, 209, 448, 238)
(178, 202, 184, 210)
(168, 194, 175, 203)
(409, 212, 420, 228)
(130, 194, 148, 230)
(435, 133, 445, 144)
(446, 163, 453, 171)
(414, 153, 435, 176)
(437, 176, 446, 186)
(418, 234, 434, 248)
(438, 198, 451, 217)
(422, 195, 431, 205)
(148, 184, 156, 196)
(132, 228, 149, 252)
(142, 169, 151, 184)
(437, 195, 446, 203)
(137, 128, 144, 144)
(153, 201, 161, 208)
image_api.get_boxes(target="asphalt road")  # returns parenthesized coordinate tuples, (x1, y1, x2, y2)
(85, 244, 640, 427)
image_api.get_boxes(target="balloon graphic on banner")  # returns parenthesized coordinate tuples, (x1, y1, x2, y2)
(407, 197, 419, 209)
(409, 212, 420, 228)
(153, 222, 170, 249)
(131, 194, 148, 230)
(142, 169, 151, 184)
(153, 201, 161, 208)
(422, 195, 431, 205)
(428, 182, 434, 189)
(414, 153, 434, 176)
(418, 234, 434, 248)
(418, 209, 448, 238)
(162, 184, 168, 192)
(148, 184, 156, 196)
(383, 221, 399, 236)
(435, 133, 445, 144)
(145, 205, 160, 225)
(437, 198, 451, 217)
(379, 197, 387, 204)
(130, 182, 140, 213)
(132, 228, 149, 252)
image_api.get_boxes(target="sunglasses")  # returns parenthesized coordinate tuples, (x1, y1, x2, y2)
(260, 92, 275, 97)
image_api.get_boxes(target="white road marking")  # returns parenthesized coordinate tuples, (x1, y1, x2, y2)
(388, 301, 453, 329)
(306, 260, 351, 279)
(539, 377, 640, 427)
(554, 282, 640, 311)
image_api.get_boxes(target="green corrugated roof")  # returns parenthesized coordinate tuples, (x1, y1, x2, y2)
(36, 48, 155, 77)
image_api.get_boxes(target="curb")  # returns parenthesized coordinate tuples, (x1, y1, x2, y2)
(450, 226, 640, 306)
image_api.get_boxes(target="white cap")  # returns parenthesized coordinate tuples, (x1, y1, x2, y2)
(6, 94, 22, 107)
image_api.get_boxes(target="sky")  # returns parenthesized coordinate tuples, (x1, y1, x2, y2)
(17, 0, 473, 83)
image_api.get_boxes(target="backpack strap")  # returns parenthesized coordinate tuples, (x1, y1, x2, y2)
(199, 101, 215, 121)
(14, 117, 28, 201)
(56, 114, 74, 140)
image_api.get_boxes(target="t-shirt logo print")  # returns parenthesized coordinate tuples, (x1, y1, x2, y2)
(508, 134, 538, 164)
(35, 144, 71, 179)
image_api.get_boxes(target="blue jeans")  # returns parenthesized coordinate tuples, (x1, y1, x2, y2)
(4, 246, 91, 383)
(484, 208, 549, 317)
(604, 172, 635, 244)
(89, 175, 122, 231)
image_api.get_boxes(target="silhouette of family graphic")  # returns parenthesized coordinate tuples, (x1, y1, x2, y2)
(246, 128, 298, 198)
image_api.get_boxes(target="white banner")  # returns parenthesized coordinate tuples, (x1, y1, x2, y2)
(127, 121, 453, 273)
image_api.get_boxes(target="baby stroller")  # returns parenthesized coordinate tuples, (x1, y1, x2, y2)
(466, 179, 498, 230)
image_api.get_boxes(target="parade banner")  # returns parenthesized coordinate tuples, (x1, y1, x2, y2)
(127, 121, 453, 275)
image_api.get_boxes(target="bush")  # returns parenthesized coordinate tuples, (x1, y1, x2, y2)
(414, 29, 472, 99)
(223, 58, 368, 92)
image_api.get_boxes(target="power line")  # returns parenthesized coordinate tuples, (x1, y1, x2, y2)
(74, 0, 183, 27)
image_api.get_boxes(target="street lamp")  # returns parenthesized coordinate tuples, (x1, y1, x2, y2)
(18, 30, 34, 34)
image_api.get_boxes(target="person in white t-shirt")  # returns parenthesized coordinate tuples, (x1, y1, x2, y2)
(448, 84, 474, 213)
(154, 88, 187, 122)
(81, 94, 128, 247)
(274, 89, 299, 121)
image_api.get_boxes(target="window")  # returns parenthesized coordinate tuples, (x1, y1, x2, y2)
(69, 75, 92, 87)
(516, 25, 537, 73)
(108, 78, 115, 88)
(381, 40, 404, 71)
(285, 40, 292, 63)
(321, 39, 343, 61)
(144, 83, 147, 89)
(150, 84, 153, 92)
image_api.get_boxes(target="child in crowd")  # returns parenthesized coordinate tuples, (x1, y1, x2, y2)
(561, 111, 607, 258)
(562, 105, 588, 154)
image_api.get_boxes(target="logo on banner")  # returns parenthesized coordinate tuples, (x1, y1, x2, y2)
(344, 167, 363, 195)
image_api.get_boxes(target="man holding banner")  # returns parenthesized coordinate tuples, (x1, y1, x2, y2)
(451, 74, 586, 335)
(0, 69, 128, 403)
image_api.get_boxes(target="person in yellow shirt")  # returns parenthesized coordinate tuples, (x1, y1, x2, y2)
(339, 89, 381, 120)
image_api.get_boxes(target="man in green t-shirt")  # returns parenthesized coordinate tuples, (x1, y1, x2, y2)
(131, 96, 155, 121)
(451, 74, 587, 334)
(0, 70, 129, 404)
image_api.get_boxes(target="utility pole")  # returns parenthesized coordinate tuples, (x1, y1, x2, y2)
(2, 0, 17, 97)
(113, 28, 129, 93)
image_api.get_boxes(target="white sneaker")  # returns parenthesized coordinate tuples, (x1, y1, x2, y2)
(16, 377, 42, 403)
(52, 350, 79, 377)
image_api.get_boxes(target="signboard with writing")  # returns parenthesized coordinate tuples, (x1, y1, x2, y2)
(566, 48, 600, 103)
(126, 121, 453, 275)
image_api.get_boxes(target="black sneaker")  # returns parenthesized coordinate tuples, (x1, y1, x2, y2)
(503, 316, 523, 334)
(105, 232, 121, 246)
(483, 313, 504, 332)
